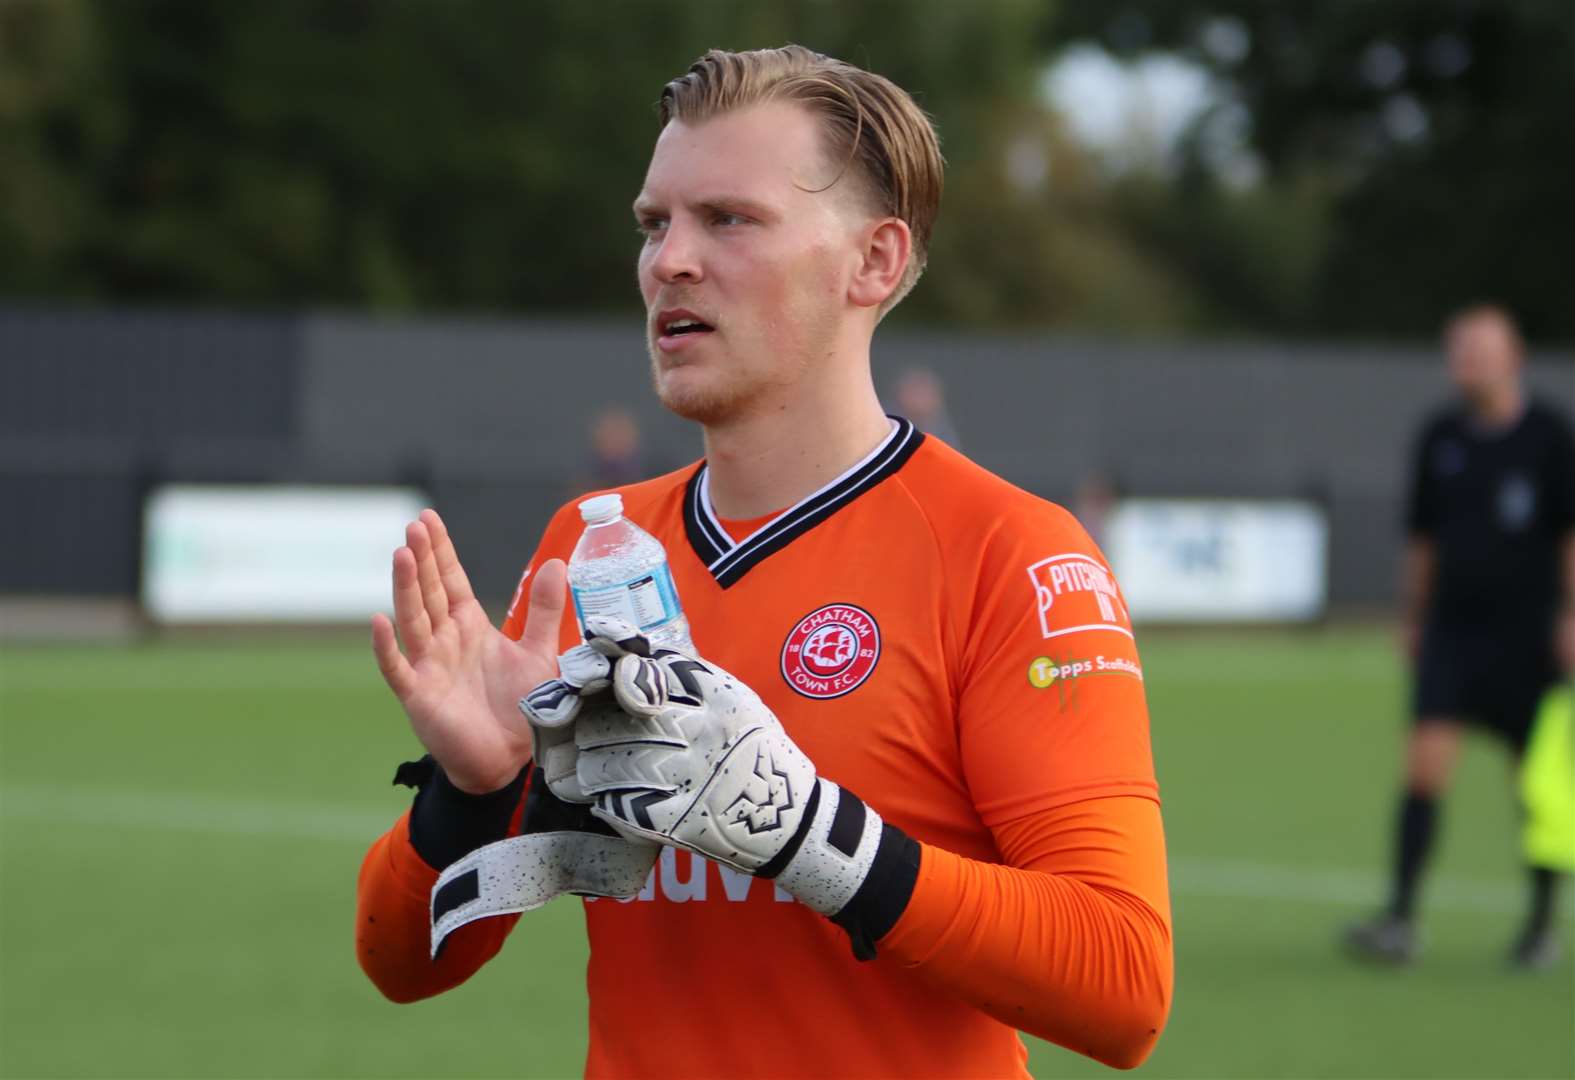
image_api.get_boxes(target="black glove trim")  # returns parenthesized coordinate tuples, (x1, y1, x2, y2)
(400, 754, 528, 871)
(520, 765, 622, 837)
(830, 823, 921, 961)
(755, 780, 822, 880)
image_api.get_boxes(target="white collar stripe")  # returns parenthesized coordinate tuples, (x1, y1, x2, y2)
(678, 417, 924, 588)
(693, 469, 733, 557)
(708, 419, 911, 575)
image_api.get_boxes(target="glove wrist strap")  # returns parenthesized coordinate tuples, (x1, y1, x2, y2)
(429, 830, 656, 958)
(772, 780, 885, 917)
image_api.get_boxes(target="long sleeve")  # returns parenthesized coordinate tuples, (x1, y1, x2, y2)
(878, 794, 1172, 1070)
(355, 762, 529, 1002)
(870, 495, 1169, 1066)
(358, 524, 576, 1003)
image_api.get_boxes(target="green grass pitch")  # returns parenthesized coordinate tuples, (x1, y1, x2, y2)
(2, 628, 1571, 1078)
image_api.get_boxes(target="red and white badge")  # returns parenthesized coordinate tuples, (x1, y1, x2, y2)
(780, 603, 881, 699)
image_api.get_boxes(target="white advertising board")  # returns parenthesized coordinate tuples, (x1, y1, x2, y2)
(142, 485, 425, 622)
(1104, 498, 1328, 622)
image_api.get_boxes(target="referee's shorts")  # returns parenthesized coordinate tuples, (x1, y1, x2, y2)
(1414, 616, 1560, 750)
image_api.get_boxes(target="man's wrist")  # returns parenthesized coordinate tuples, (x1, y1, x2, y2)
(765, 779, 921, 961)
(395, 755, 528, 871)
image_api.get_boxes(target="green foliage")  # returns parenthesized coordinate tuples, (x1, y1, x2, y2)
(1054, 1, 1575, 340)
(2, 631, 1572, 1077)
(3, 1, 1572, 339)
(0, 0, 1078, 322)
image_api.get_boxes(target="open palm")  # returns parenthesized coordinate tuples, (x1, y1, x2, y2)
(371, 510, 565, 794)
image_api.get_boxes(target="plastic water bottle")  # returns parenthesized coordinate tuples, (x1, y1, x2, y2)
(567, 494, 692, 652)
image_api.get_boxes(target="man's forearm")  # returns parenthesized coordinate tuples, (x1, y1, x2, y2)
(1401, 536, 1435, 623)
(877, 797, 1172, 1070)
(355, 811, 522, 1003)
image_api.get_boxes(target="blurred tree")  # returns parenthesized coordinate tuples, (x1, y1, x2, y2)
(6, 0, 1153, 327)
(1053, 0, 1575, 341)
(6, 0, 1569, 341)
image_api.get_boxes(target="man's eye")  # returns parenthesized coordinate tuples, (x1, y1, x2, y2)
(637, 218, 667, 237)
(713, 213, 748, 227)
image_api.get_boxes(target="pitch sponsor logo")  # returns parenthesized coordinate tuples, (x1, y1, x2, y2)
(1025, 553, 1132, 640)
(1028, 654, 1144, 688)
(780, 603, 881, 699)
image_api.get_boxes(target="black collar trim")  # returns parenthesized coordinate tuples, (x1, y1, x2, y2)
(681, 417, 925, 589)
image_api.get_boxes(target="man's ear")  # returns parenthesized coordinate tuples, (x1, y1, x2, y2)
(848, 218, 911, 311)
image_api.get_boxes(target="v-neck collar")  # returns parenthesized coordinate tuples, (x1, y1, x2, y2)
(682, 416, 925, 589)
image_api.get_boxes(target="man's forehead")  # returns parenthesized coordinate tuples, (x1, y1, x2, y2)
(637, 102, 833, 205)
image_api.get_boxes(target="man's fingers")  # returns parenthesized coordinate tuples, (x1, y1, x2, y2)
(423, 509, 476, 608)
(611, 654, 670, 717)
(407, 521, 450, 630)
(371, 613, 417, 699)
(391, 546, 433, 654)
(520, 677, 582, 729)
(559, 643, 613, 694)
(518, 559, 568, 657)
(584, 616, 652, 658)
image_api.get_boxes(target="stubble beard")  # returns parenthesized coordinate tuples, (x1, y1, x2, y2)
(647, 338, 812, 427)
(648, 348, 743, 425)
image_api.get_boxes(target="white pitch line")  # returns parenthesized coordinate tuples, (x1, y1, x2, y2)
(0, 784, 388, 842)
(0, 669, 385, 693)
(1168, 854, 1544, 916)
(1, 784, 1562, 921)
(0, 660, 1397, 693)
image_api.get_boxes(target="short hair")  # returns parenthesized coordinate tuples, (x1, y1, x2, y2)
(1444, 302, 1524, 354)
(659, 45, 944, 316)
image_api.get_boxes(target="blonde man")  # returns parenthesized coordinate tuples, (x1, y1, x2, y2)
(357, 46, 1172, 1076)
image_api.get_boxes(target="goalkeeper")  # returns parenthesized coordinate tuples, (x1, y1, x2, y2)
(355, 45, 1171, 1078)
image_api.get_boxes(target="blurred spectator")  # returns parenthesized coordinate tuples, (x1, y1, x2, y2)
(1344, 304, 1575, 969)
(892, 367, 961, 446)
(580, 406, 647, 492)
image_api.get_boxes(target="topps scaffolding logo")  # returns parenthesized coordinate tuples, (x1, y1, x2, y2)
(1027, 655, 1144, 688)
(780, 603, 881, 699)
(1025, 554, 1132, 640)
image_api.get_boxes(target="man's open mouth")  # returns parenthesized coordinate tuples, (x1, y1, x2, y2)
(664, 319, 715, 336)
(657, 309, 716, 339)
(662, 318, 713, 337)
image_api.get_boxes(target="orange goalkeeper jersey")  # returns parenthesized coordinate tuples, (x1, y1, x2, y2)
(358, 420, 1170, 1077)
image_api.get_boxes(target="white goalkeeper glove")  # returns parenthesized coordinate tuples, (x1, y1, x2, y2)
(565, 618, 922, 959)
(427, 630, 659, 958)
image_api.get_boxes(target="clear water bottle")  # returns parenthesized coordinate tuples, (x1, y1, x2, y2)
(567, 494, 692, 652)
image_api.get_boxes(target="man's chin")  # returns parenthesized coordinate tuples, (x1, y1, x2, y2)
(646, 352, 722, 422)
(655, 379, 737, 425)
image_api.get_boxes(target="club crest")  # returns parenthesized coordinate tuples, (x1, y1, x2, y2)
(780, 603, 881, 699)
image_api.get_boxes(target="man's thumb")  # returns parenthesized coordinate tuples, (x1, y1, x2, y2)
(518, 558, 567, 655)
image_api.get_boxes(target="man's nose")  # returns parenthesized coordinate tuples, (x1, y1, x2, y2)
(649, 222, 702, 284)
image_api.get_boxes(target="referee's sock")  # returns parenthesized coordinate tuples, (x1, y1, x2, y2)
(1523, 866, 1560, 940)
(1389, 791, 1439, 922)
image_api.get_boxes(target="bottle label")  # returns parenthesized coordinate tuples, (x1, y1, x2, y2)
(572, 563, 681, 634)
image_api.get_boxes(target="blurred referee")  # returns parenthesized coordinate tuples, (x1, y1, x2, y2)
(1346, 304, 1575, 968)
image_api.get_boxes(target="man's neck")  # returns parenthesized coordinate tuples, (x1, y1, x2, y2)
(701, 365, 892, 520)
(1468, 383, 1526, 431)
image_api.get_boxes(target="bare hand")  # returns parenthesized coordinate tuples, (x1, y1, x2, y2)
(370, 509, 566, 793)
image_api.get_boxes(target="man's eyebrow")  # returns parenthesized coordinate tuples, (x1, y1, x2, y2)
(693, 196, 777, 220)
(631, 195, 778, 221)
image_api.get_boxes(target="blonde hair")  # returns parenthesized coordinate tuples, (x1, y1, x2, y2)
(659, 45, 944, 315)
